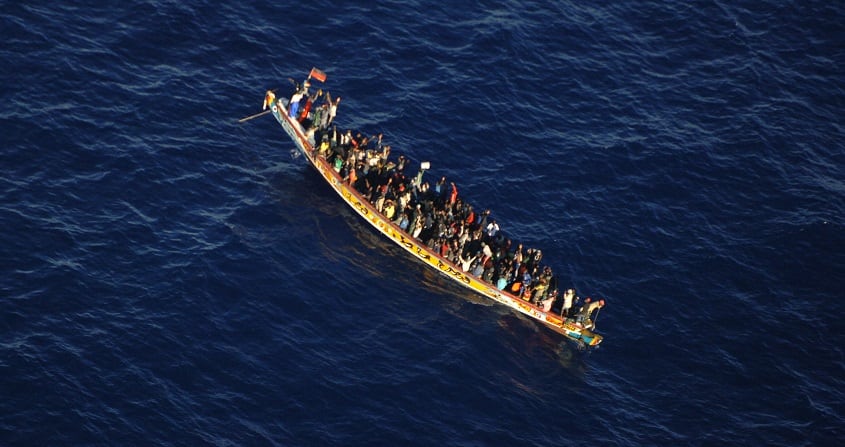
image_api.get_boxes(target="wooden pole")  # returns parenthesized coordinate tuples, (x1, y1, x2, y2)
(238, 110, 271, 123)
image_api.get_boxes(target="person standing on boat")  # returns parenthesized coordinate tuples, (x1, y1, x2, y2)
(581, 298, 605, 329)
(561, 288, 576, 318)
(513, 243, 524, 272)
(486, 219, 500, 238)
(298, 88, 319, 123)
(341, 129, 353, 148)
(318, 103, 330, 130)
(412, 212, 424, 239)
(327, 94, 341, 126)
(262, 90, 276, 111)
(449, 182, 459, 206)
(312, 103, 323, 128)
(347, 161, 358, 186)
(289, 87, 304, 119)
(435, 176, 447, 195)
(477, 209, 491, 232)
(459, 250, 476, 272)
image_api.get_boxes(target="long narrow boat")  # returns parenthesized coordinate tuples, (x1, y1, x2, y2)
(259, 70, 605, 347)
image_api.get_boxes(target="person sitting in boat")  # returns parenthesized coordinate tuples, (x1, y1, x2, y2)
(318, 135, 331, 158)
(450, 239, 462, 265)
(472, 259, 485, 278)
(508, 279, 523, 297)
(531, 278, 549, 304)
(521, 269, 533, 295)
(481, 262, 495, 282)
(540, 288, 558, 312)
(398, 212, 410, 231)
(438, 238, 451, 258)
(383, 199, 397, 220)
(495, 274, 508, 290)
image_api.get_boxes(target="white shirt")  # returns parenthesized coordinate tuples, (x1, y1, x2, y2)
(563, 293, 573, 310)
(486, 222, 499, 237)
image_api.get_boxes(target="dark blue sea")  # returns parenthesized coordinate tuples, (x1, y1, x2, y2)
(3, 1, 844, 445)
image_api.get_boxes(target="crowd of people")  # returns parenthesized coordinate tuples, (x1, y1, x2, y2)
(276, 76, 606, 329)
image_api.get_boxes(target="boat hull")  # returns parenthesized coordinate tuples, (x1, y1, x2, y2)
(268, 99, 602, 347)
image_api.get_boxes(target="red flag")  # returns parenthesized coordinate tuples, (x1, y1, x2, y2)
(309, 67, 327, 82)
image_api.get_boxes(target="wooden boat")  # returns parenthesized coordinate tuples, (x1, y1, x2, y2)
(259, 71, 605, 347)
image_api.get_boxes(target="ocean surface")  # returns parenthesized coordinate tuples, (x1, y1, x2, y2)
(2, 0, 844, 445)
